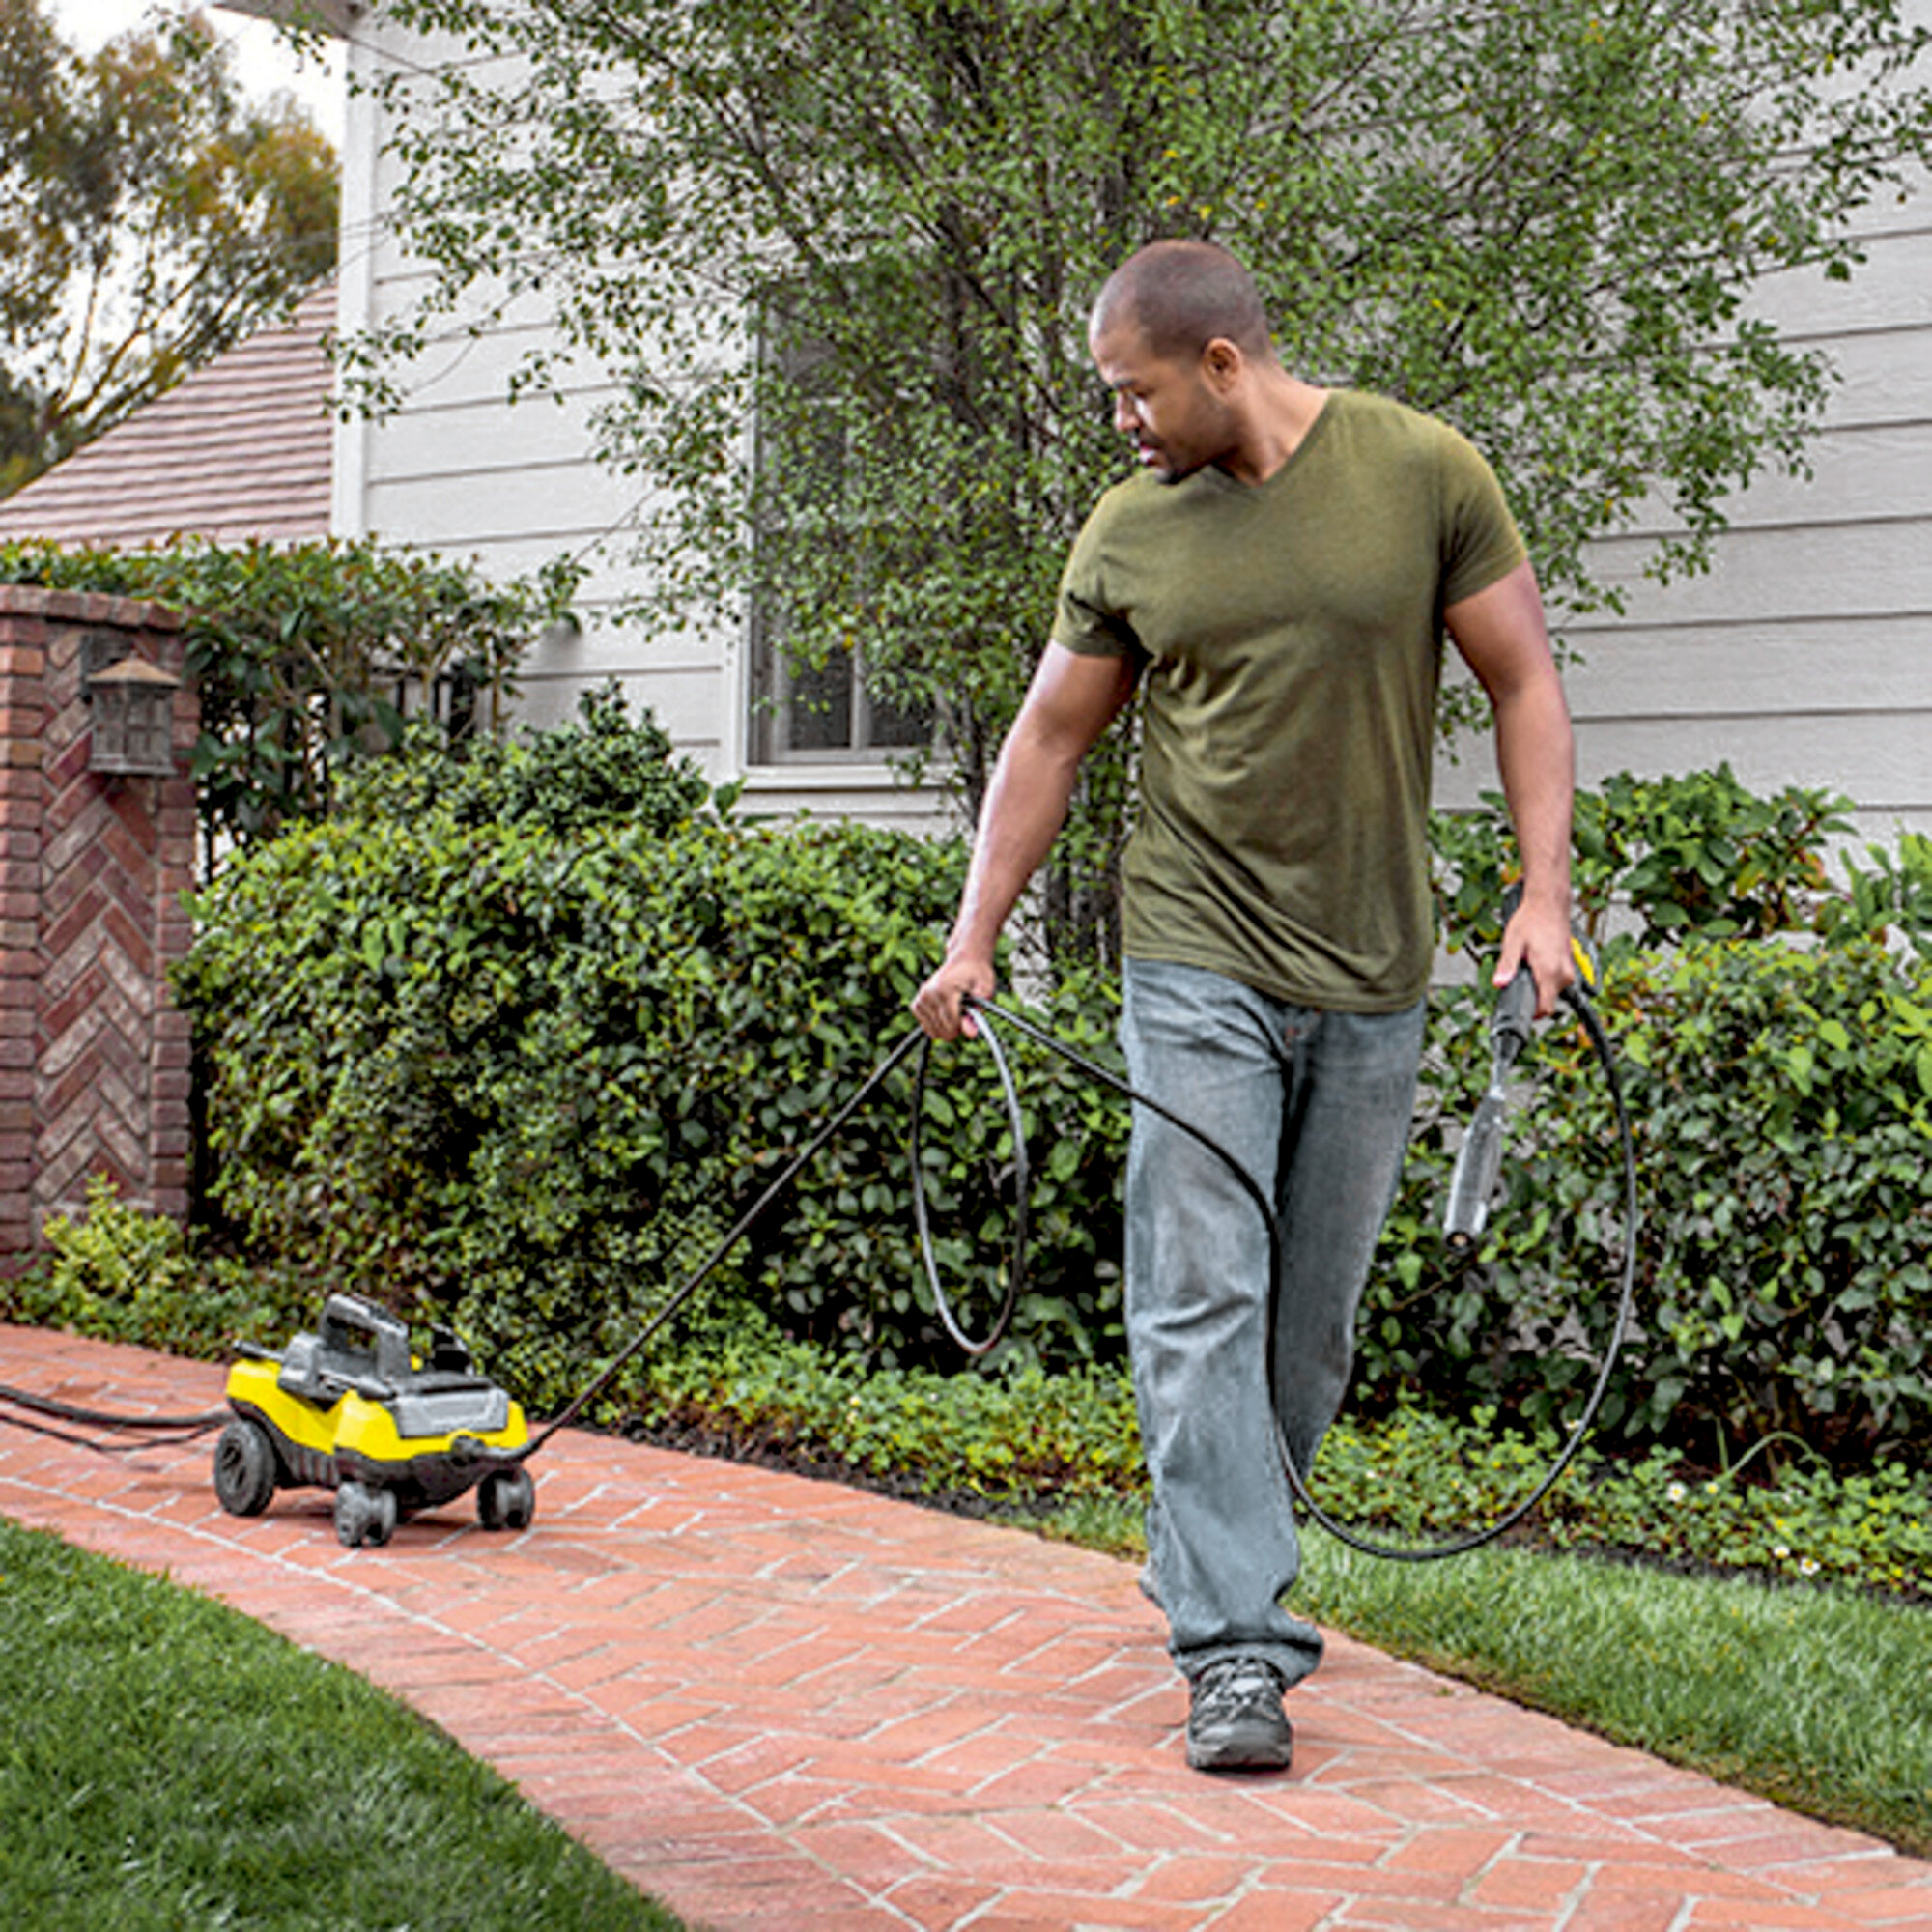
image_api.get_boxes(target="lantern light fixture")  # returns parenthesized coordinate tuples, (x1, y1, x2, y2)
(83, 653, 181, 778)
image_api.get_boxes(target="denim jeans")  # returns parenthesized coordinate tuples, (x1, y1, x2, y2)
(1120, 957, 1426, 1687)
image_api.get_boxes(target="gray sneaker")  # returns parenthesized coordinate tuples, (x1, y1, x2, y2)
(1185, 1656, 1293, 1772)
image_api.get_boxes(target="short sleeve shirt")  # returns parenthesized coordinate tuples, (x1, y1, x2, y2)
(1051, 389, 1525, 1010)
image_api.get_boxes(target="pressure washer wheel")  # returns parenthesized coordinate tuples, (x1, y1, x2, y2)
(335, 1480, 398, 1549)
(213, 1418, 277, 1518)
(476, 1466, 535, 1532)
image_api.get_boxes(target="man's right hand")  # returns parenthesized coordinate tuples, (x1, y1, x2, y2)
(912, 954, 996, 1041)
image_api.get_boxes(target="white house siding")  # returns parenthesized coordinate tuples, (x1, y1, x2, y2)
(331, 28, 733, 764)
(1441, 173, 1932, 846)
(339, 11, 1929, 849)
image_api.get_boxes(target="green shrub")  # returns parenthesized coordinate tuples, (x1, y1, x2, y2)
(1364, 933, 1932, 1463)
(1, 535, 576, 859)
(638, 1310, 1144, 1499)
(178, 721, 1930, 1461)
(174, 698, 1129, 1400)
(1432, 763, 1855, 958)
(337, 683, 717, 837)
(1576, 766, 1852, 944)
(3, 1176, 310, 1356)
(1822, 830, 1932, 964)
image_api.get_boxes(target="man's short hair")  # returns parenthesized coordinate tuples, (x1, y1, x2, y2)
(1094, 241, 1273, 362)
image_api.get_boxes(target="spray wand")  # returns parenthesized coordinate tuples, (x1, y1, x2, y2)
(1444, 887, 1602, 1250)
(1444, 903, 1541, 1249)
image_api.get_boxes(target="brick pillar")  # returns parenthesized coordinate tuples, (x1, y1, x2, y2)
(0, 586, 198, 1261)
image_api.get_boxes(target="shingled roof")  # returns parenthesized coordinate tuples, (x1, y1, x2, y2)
(0, 278, 336, 550)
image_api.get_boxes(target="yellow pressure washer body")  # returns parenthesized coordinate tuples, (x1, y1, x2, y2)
(213, 1293, 533, 1549)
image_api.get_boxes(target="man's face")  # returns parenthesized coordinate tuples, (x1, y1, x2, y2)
(1089, 317, 1236, 485)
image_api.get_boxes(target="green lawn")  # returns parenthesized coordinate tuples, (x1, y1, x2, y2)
(1300, 1528, 1932, 1852)
(0, 1518, 685, 1932)
(1024, 1492, 1932, 1857)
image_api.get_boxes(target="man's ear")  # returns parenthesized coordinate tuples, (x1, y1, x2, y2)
(1201, 336, 1245, 392)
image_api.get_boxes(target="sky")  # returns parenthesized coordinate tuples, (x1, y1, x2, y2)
(46, 1, 347, 146)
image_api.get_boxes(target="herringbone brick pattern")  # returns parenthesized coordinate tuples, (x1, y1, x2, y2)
(0, 587, 195, 1250)
(5, 1323, 1929, 1932)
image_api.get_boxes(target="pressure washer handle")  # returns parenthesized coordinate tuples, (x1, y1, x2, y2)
(1490, 884, 1539, 1070)
(1491, 959, 1537, 1067)
(1447, 888, 1537, 1247)
(1445, 970, 1533, 1249)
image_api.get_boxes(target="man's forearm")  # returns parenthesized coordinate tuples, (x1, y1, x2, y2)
(1493, 673, 1576, 909)
(1490, 672, 1577, 1013)
(914, 642, 1139, 1039)
(943, 730, 1085, 969)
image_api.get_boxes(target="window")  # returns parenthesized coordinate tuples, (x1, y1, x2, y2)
(744, 311, 930, 764)
(746, 608, 927, 761)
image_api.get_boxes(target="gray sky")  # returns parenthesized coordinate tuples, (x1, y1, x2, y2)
(46, 2, 346, 144)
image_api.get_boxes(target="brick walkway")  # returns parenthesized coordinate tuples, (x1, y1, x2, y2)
(4, 1322, 1929, 1931)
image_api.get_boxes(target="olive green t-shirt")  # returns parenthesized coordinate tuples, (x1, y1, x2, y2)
(1051, 388, 1525, 1011)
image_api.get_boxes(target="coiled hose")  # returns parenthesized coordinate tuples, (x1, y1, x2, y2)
(4, 979, 1636, 1565)
(947, 987, 1638, 1561)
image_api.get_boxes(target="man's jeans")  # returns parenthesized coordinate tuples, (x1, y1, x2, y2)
(1120, 958, 1425, 1688)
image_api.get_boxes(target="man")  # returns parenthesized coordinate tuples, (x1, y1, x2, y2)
(912, 240, 1576, 1773)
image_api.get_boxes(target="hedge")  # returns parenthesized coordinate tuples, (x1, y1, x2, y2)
(1371, 934, 1932, 1463)
(174, 697, 1130, 1402)
(173, 707, 1932, 1460)
(1, 535, 575, 860)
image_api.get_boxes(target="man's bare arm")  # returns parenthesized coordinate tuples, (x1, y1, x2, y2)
(913, 643, 1141, 1039)
(1445, 559, 1577, 1017)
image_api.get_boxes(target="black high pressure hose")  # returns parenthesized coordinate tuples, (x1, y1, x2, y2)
(525, 966, 1637, 1562)
(948, 984, 1639, 1563)
(0, 1381, 229, 1453)
(4, 964, 1638, 1563)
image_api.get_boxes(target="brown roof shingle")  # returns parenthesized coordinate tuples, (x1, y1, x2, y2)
(0, 278, 335, 550)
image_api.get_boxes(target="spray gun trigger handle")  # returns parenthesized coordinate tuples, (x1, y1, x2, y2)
(1492, 959, 1537, 1066)
(1570, 933, 1599, 994)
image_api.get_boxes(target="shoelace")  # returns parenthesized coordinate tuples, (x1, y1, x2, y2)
(1194, 1660, 1284, 1719)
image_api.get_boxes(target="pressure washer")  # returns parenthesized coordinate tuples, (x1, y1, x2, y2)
(0, 896, 1637, 1563)
(214, 1293, 534, 1549)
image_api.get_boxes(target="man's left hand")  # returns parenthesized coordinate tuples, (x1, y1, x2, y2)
(1495, 896, 1577, 1020)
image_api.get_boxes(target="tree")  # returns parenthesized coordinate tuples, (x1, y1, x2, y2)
(0, 1, 339, 495)
(357, 0, 1932, 967)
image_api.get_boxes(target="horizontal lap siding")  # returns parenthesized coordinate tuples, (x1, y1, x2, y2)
(1448, 184, 1932, 843)
(336, 25, 740, 778)
(343, 19, 1929, 844)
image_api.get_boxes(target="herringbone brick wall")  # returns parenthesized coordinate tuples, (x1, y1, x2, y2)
(0, 585, 197, 1260)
